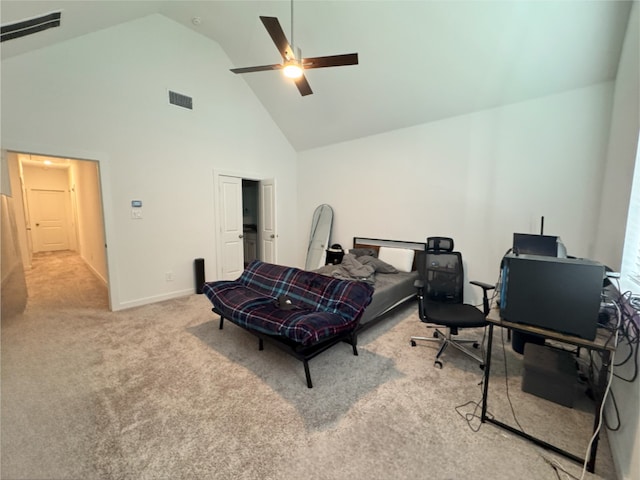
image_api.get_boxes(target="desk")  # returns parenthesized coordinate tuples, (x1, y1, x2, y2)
(480, 309, 615, 473)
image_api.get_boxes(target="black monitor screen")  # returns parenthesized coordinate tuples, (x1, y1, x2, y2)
(513, 233, 558, 257)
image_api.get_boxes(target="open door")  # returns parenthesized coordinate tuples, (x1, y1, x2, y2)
(259, 179, 276, 264)
(217, 174, 277, 280)
(219, 175, 244, 280)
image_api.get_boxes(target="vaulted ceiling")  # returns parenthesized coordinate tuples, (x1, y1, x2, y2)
(1, 1, 633, 151)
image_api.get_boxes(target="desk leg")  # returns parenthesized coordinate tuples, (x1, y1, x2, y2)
(586, 349, 611, 473)
(481, 323, 494, 422)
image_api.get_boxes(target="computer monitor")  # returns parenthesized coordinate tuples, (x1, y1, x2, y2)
(513, 233, 558, 257)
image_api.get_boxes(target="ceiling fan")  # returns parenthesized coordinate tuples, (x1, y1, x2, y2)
(230, 10, 358, 96)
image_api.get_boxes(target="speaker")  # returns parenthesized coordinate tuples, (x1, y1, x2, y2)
(194, 258, 205, 294)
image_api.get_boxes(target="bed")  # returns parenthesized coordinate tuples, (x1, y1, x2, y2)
(315, 237, 426, 334)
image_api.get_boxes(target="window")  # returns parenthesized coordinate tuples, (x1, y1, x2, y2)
(621, 134, 640, 293)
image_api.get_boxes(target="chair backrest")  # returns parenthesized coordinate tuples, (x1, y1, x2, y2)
(424, 237, 464, 304)
(427, 237, 454, 252)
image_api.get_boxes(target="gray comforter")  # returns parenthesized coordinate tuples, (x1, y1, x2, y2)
(314, 253, 397, 284)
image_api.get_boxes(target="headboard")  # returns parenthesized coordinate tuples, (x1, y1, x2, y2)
(352, 237, 426, 272)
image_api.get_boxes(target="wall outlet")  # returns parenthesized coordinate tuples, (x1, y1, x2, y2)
(131, 209, 143, 219)
(165, 271, 174, 281)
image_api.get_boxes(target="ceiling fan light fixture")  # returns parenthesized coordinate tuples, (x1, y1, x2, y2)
(283, 62, 303, 79)
(231, 15, 358, 96)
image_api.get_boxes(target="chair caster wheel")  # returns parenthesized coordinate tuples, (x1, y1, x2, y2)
(473, 342, 480, 349)
(433, 332, 439, 338)
(434, 360, 443, 369)
(479, 364, 485, 370)
(410, 340, 416, 347)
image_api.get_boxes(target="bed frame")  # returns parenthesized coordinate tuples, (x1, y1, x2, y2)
(351, 237, 427, 334)
(210, 237, 426, 388)
(214, 310, 358, 388)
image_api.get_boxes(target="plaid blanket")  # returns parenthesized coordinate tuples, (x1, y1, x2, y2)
(202, 260, 374, 346)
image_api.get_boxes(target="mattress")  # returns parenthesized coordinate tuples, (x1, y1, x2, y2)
(359, 270, 419, 325)
(349, 237, 425, 328)
(311, 237, 425, 331)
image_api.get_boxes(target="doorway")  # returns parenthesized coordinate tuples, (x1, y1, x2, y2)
(8, 152, 109, 308)
(216, 173, 277, 280)
(242, 179, 259, 267)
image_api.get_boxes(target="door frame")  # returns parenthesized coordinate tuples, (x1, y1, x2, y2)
(2, 141, 116, 310)
(213, 169, 277, 280)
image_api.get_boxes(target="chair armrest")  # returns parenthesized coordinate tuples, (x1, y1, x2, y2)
(470, 280, 495, 291)
(470, 280, 495, 315)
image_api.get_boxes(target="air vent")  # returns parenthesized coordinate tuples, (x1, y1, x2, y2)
(168, 91, 193, 110)
(1, 11, 61, 43)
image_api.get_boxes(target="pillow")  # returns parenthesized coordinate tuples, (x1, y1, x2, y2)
(377, 247, 415, 273)
(358, 255, 398, 274)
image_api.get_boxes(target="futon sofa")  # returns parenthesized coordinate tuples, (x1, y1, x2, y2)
(202, 260, 374, 387)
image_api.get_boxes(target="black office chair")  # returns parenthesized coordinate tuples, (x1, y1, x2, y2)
(410, 237, 495, 369)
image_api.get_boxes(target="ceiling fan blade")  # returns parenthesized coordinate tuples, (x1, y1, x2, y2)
(260, 16, 294, 60)
(294, 75, 313, 96)
(230, 64, 283, 74)
(302, 53, 359, 69)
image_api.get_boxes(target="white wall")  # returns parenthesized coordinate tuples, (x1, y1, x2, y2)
(70, 160, 108, 284)
(0, 151, 28, 318)
(0, 194, 28, 318)
(298, 83, 614, 301)
(7, 153, 30, 269)
(1, 14, 298, 310)
(599, 4, 640, 480)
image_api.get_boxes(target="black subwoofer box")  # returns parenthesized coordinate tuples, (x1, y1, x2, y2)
(522, 343, 579, 408)
(194, 258, 205, 294)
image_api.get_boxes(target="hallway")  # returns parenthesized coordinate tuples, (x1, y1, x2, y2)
(24, 250, 109, 311)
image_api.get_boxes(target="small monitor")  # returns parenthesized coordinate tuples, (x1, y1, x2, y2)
(513, 233, 558, 257)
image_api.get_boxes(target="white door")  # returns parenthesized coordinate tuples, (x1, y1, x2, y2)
(219, 175, 245, 280)
(260, 179, 276, 263)
(29, 189, 70, 252)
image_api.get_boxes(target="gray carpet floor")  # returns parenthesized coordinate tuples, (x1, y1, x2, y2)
(1, 251, 617, 479)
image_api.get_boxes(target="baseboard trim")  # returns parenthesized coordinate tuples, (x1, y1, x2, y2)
(113, 289, 194, 311)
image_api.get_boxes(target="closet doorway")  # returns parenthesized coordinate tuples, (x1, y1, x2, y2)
(216, 173, 276, 280)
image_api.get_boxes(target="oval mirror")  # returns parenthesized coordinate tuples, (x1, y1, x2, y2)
(305, 204, 333, 270)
